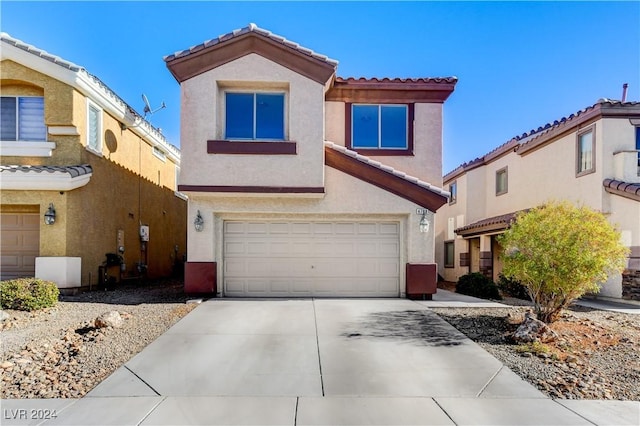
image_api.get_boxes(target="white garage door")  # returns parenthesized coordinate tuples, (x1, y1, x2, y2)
(224, 221, 400, 297)
(1, 213, 40, 280)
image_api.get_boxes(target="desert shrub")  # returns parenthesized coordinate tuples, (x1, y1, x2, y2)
(0, 278, 59, 311)
(496, 273, 530, 300)
(499, 201, 628, 323)
(456, 272, 502, 300)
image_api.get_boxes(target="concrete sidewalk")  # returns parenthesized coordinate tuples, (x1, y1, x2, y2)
(2, 298, 638, 425)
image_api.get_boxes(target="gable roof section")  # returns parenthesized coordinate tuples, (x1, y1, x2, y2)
(326, 77, 457, 103)
(444, 99, 640, 183)
(603, 179, 640, 202)
(324, 142, 449, 211)
(0, 32, 180, 164)
(164, 23, 338, 84)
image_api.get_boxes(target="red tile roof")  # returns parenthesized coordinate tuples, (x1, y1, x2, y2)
(603, 179, 640, 202)
(455, 210, 527, 237)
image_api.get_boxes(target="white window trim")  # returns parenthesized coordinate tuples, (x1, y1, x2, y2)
(351, 104, 409, 150)
(86, 100, 103, 156)
(0, 141, 56, 157)
(223, 90, 288, 141)
(152, 146, 167, 162)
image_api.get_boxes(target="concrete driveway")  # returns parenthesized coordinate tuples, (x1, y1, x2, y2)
(6, 298, 639, 425)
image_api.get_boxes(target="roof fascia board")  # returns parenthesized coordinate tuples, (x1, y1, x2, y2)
(324, 146, 448, 211)
(0, 172, 92, 191)
(165, 33, 336, 85)
(2, 42, 180, 165)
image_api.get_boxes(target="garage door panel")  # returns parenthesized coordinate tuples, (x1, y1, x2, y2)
(1, 213, 40, 280)
(223, 220, 400, 297)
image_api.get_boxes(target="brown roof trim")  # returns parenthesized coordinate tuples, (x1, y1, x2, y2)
(455, 210, 526, 237)
(207, 140, 297, 155)
(603, 179, 640, 202)
(165, 27, 337, 84)
(178, 185, 324, 194)
(324, 146, 448, 211)
(326, 77, 457, 103)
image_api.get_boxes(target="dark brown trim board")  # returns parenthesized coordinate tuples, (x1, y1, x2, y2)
(406, 263, 437, 299)
(178, 185, 325, 194)
(184, 261, 216, 295)
(208, 140, 297, 155)
(324, 146, 448, 211)
(326, 78, 457, 103)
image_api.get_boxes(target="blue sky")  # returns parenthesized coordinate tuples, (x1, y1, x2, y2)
(2, 1, 638, 173)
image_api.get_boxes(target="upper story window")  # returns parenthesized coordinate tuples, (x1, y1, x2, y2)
(576, 126, 595, 176)
(496, 167, 508, 196)
(449, 181, 457, 205)
(351, 104, 408, 150)
(635, 126, 640, 171)
(225, 92, 285, 140)
(153, 146, 167, 162)
(0, 96, 46, 141)
(87, 101, 102, 154)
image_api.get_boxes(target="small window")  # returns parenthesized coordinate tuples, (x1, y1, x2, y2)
(635, 126, 640, 172)
(449, 181, 457, 205)
(444, 241, 455, 268)
(87, 102, 102, 153)
(225, 92, 285, 140)
(352, 104, 408, 149)
(576, 127, 595, 176)
(0, 96, 46, 141)
(496, 167, 508, 196)
(153, 146, 166, 161)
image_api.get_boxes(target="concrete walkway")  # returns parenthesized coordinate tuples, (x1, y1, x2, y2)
(2, 298, 638, 425)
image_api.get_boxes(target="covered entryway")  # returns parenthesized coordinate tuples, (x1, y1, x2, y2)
(1, 210, 40, 280)
(223, 220, 400, 297)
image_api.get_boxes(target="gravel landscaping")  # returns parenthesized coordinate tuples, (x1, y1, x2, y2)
(1, 279, 638, 401)
(431, 303, 640, 401)
(0, 279, 196, 398)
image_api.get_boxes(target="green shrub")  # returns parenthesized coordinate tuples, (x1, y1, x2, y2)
(0, 278, 59, 311)
(456, 272, 502, 300)
(496, 273, 531, 300)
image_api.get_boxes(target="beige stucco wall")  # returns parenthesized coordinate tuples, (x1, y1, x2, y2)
(179, 53, 325, 188)
(324, 101, 443, 185)
(435, 115, 639, 298)
(185, 167, 436, 296)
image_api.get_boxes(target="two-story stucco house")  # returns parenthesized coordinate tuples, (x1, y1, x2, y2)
(435, 99, 640, 301)
(0, 33, 187, 290)
(165, 24, 456, 298)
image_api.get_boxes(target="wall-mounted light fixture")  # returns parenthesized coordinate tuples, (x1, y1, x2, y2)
(417, 208, 430, 233)
(44, 203, 56, 225)
(194, 210, 204, 232)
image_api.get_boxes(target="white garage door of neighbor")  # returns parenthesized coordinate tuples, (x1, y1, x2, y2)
(1, 213, 40, 280)
(223, 221, 401, 297)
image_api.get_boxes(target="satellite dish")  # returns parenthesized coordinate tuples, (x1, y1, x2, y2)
(141, 93, 165, 118)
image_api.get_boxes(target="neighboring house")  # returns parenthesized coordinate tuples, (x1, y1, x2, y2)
(435, 99, 640, 301)
(165, 24, 456, 298)
(0, 33, 187, 290)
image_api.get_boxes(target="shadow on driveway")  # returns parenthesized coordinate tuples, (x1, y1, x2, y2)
(341, 310, 467, 347)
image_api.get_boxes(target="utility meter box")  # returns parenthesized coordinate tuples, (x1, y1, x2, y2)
(140, 225, 150, 242)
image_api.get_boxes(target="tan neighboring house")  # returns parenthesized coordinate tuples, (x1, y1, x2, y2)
(435, 99, 640, 301)
(0, 33, 187, 290)
(164, 24, 456, 298)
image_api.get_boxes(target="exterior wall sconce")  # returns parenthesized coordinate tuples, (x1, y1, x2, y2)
(417, 208, 430, 233)
(44, 203, 56, 225)
(194, 210, 204, 232)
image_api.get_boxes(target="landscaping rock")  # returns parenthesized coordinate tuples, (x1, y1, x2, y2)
(0, 310, 9, 322)
(513, 311, 558, 343)
(94, 311, 123, 328)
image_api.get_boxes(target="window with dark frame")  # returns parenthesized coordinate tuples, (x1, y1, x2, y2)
(444, 241, 455, 268)
(449, 181, 457, 204)
(635, 126, 640, 172)
(225, 92, 285, 140)
(496, 167, 508, 196)
(351, 104, 408, 149)
(576, 128, 595, 176)
(0, 96, 46, 141)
